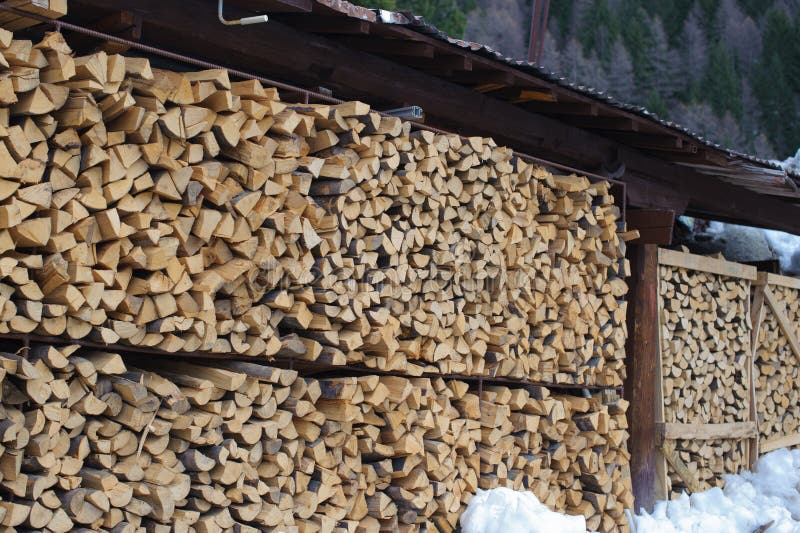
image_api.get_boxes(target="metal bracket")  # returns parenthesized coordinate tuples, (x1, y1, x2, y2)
(218, 0, 268, 26)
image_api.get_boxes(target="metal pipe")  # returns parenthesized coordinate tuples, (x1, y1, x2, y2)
(535, 0, 550, 64)
(0, 5, 615, 183)
(527, 0, 543, 63)
(218, 0, 268, 26)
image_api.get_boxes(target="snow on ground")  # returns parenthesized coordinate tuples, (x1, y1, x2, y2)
(632, 448, 800, 533)
(460, 449, 800, 533)
(459, 487, 588, 533)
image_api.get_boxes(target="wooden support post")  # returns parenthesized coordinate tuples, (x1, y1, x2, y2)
(624, 243, 660, 511)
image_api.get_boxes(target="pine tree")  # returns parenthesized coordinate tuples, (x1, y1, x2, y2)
(606, 38, 636, 101)
(463, 0, 528, 60)
(705, 42, 742, 120)
(580, 0, 619, 63)
(681, 2, 708, 98)
(754, 53, 799, 156)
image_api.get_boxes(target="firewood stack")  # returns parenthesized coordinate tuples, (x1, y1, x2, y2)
(753, 280, 800, 446)
(474, 385, 632, 532)
(658, 263, 751, 493)
(0, 28, 633, 532)
(0, 30, 628, 387)
(0, 343, 631, 532)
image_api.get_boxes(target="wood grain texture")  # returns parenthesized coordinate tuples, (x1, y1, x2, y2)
(657, 256, 752, 497)
(657, 248, 757, 280)
(0, 31, 631, 387)
(0, 342, 633, 532)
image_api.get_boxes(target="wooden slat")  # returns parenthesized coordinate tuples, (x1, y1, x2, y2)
(625, 244, 662, 511)
(661, 440, 704, 494)
(658, 248, 757, 280)
(762, 285, 800, 364)
(749, 283, 764, 467)
(626, 208, 675, 245)
(658, 422, 758, 440)
(760, 432, 800, 454)
(655, 247, 669, 501)
(755, 271, 800, 290)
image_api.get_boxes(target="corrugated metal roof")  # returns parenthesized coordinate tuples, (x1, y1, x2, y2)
(307, 0, 800, 197)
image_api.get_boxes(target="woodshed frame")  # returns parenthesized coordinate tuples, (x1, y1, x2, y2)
(653, 248, 758, 499)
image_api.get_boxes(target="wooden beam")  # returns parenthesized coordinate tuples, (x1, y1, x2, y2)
(340, 37, 435, 58)
(484, 86, 555, 103)
(624, 243, 660, 512)
(626, 209, 675, 245)
(657, 248, 758, 280)
(762, 285, 800, 364)
(523, 101, 598, 116)
(283, 16, 371, 34)
(760, 432, 800, 454)
(608, 131, 684, 151)
(657, 422, 758, 441)
(66, 10, 142, 53)
(404, 54, 473, 72)
(755, 271, 800, 290)
(561, 116, 639, 131)
(661, 440, 704, 494)
(451, 70, 519, 87)
(228, 0, 313, 12)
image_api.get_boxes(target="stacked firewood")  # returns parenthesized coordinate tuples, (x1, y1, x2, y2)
(0, 343, 631, 532)
(475, 385, 632, 532)
(667, 439, 747, 497)
(0, 30, 628, 386)
(658, 264, 751, 492)
(754, 282, 800, 443)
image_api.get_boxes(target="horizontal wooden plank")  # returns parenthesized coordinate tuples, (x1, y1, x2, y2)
(658, 422, 757, 440)
(755, 271, 800, 290)
(658, 248, 757, 280)
(760, 433, 800, 454)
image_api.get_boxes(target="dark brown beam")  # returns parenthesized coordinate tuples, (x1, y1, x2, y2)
(451, 70, 519, 88)
(623, 173, 689, 214)
(523, 101, 598, 116)
(482, 86, 555, 103)
(403, 53, 472, 72)
(340, 37, 435, 58)
(626, 209, 675, 245)
(608, 132, 683, 151)
(277, 15, 371, 34)
(228, 0, 312, 12)
(66, 10, 141, 53)
(624, 243, 660, 512)
(559, 116, 638, 131)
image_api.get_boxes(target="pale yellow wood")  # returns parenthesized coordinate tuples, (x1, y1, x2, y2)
(658, 248, 757, 280)
(762, 285, 800, 364)
(658, 422, 757, 440)
(754, 271, 800, 290)
(761, 432, 800, 453)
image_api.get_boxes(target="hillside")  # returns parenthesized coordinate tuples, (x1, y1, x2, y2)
(370, 0, 800, 160)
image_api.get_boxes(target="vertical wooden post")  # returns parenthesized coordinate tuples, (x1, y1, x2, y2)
(624, 243, 660, 512)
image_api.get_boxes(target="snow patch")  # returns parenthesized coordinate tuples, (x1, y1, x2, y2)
(762, 229, 800, 274)
(459, 487, 588, 533)
(459, 450, 800, 533)
(631, 448, 800, 533)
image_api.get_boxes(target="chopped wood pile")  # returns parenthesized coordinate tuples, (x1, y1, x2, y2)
(658, 251, 753, 495)
(0, 0, 67, 32)
(0, 30, 629, 387)
(0, 343, 632, 532)
(752, 273, 800, 453)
